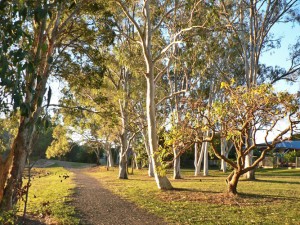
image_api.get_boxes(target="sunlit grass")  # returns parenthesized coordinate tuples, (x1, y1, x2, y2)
(18, 167, 79, 225)
(86, 167, 300, 225)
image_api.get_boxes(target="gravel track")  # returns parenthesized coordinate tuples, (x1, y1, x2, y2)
(70, 168, 167, 225)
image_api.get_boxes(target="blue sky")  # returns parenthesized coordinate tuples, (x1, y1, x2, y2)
(257, 21, 300, 143)
(260, 22, 300, 94)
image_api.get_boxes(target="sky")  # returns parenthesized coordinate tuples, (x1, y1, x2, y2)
(257, 21, 300, 143)
(260, 22, 300, 94)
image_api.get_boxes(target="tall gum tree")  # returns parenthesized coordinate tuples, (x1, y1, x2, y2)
(115, 0, 211, 189)
(0, 0, 83, 210)
(104, 43, 144, 178)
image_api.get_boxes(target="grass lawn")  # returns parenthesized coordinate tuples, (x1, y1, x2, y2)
(17, 166, 79, 225)
(85, 167, 300, 225)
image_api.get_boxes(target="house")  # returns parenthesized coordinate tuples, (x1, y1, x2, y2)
(274, 140, 300, 153)
(258, 140, 300, 168)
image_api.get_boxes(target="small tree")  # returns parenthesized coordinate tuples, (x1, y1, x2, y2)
(193, 82, 299, 195)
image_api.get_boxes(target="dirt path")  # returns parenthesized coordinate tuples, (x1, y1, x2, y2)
(70, 168, 167, 225)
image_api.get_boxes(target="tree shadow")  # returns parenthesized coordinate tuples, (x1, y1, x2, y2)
(17, 215, 46, 225)
(242, 178, 300, 185)
(167, 187, 221, 194)
(238, 192, 300, 201)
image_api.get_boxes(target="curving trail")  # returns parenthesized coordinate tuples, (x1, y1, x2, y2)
(70, 168, 167, 225)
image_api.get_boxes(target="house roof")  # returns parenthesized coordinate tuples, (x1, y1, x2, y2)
(275, 141, 300, 150)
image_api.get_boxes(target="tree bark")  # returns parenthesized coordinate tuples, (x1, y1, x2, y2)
(194, 142, 198, 169)
(227, 171, 240, 195)
(94, 147, 101, 165)
(118, 153, 128, 179)
(203, 141, 209, 176)
(173, 148, 181, 179)
(244, 152, 255, 180)
(195, 143, 204, 176)
(0, 119, 34, 210)
(141, 128, 154, 177)
(0, 151, 13, 205)
(146, 74, 172, 189)
(107, 148, 114, 167)
(118, 67, 130, 179)
(118, 127, 128, 179)
(221, 138, 233, 173)
(148, 156, 154, 177)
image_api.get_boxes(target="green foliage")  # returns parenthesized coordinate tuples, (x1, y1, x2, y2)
(208, 83, 298, 143)
(0, 1, 29, 112)
(283, 150, 297, 163)
(64, 144, 98, 164)
(46, 125, 71, 159)
(0, 209, 18, 225)
(0, 114, 19, 153)
(31, 125, 53, 158)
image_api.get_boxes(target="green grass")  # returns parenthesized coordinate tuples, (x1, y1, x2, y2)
(18, 167, 79, 225)
(86, 167, 300, 225)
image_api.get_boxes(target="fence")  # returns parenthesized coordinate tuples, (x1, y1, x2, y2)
(259, 157, 274, 168)
(258, 156, 300, 169)
(296, 157, 300, 168)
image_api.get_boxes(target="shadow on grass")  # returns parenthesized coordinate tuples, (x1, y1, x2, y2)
(168, 187, 300, 202)
(254, 179, 300, 185)
(238, 192, 300, 201)
(256, 168, 300, 177)
(166, 187, 221, 195)
(17, 215, 46, 225)
(239, 178, 300, 185)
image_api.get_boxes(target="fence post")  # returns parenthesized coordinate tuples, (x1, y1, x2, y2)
(296, 157, 300, 169)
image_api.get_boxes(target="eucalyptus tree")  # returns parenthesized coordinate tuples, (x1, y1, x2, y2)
(56, 2, 145, 179)
(0, 0, 88, 210)
(48, 0, 130, 170)
(218, 0, 300, 179)
(104, 54, 140, 179)
(113, 0, 218, 189)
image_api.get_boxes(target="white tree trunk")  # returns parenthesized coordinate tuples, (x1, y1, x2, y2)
(107, 146, 114, 167)
(203, 141, 209, 176)
(220, 138, 227, 172)
(194, 143, 198, 169)
(146, 74, 172, 189)
(118, 152, 127, 179)
(118, 101, 128, 179)
(195, 143, 204, 176)
(173, 148, 181, 179)
(202, 81, 214, 176)
(244, 127, 255, 179)
(141, 129, 154, 177)
(132, 151, 140, 169)
(148, 156, 154, 177)
(244, 151, 255, 179)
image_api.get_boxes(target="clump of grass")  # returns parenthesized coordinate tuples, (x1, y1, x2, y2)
(86, 167, 300, 225)
(0, 209, 18, 225)
(19, 167, 79, 225)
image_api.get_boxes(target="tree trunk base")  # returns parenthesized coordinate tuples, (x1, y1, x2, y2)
(173, 174, 182, 179)
(154, 175, 173, 190)
(244, 171, 256, 180)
